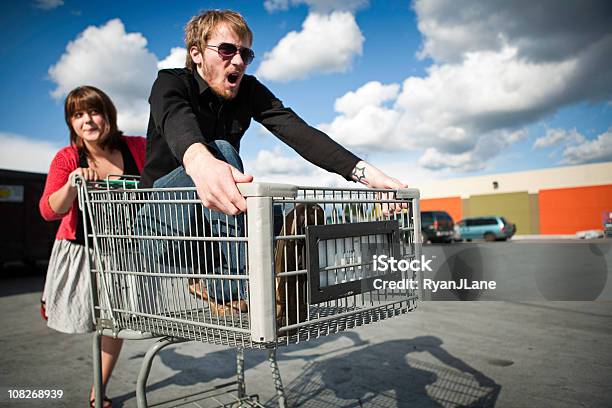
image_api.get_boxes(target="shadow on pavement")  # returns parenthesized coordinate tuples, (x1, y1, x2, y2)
(275, 336, 500, 408)
(111, 332, 499, 408)
(111, 331, 366, 407)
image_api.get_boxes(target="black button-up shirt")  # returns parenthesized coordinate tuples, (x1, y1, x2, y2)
(140, 68, 360, 188)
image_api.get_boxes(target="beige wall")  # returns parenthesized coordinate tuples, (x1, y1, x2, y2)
(416, 162, 612, 199)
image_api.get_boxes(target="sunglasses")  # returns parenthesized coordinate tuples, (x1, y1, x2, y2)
(205, 43, 255, 65)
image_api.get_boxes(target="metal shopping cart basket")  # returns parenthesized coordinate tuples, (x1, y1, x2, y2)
(74, 175, 423, 408)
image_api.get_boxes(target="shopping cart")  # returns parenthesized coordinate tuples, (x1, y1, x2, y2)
(74, 175, 423, 408)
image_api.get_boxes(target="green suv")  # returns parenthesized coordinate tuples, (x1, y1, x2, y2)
(457, 216, 516, 242)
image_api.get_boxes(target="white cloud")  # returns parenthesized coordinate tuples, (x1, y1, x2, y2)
(255, 123, 274, 139)
(245, 148, 433, 188)
(562, 129, 612, 164)
(321, 47, 558, 159)
(256, 11, 364, 82)
(157, 47, 187, 70)
(418, 129, 527, 172)
(318, 81, 400, 150)
(533, 128, 585, 149)
(264, 0, 290, 12)
(0, 132, 60, 173)
(251, 168, 350, 188)
(413, 0, 612, 64)
(417, 148, 478, 172)
(48, 19, 157, 101)
(244, 147, 347, 187)
(320, 1, 612, 172)
(264, 0, 368, 13)
(34, 0, 63, 10)
(334, 81, 399, 117)
(48, 19, 182, 136)
(531, 127, 612, 166)
(390, 45, 587, 156)
(249, 147, 311, 176)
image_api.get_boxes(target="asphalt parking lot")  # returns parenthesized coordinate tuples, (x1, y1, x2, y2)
(421, 238, 612, 301)
(1, 239, 611, 407)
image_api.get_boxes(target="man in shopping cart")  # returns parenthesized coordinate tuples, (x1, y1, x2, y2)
(140, 9, 405, 213)
(137, 9, 406, 313)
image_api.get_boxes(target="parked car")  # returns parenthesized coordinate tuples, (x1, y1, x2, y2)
(576, 230, 604, 239)
(456, 216, 515, 242)
(603, 211, 612, 238)
(420, 211, 454, 243)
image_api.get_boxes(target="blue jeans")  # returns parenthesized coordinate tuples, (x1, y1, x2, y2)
(135, 140, 247, 304)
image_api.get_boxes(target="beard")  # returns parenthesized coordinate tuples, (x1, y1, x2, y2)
(210, 83, 238, 100)
(201, 64, 240, 101)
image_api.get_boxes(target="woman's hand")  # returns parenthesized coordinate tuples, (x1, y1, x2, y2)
(48, 167, 99, 215)
(69, 166, 99, 182)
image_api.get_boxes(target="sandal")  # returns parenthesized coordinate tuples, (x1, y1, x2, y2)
(209, 300, 248, 316)
(188, 279, 247, 316)
(89, 396, 112, 408)
(188, 278, 209, 301)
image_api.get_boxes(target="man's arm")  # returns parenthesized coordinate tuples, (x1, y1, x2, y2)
(183, 143, 253, 215)
(250, 78, 407, 190)
(149, 71, 207, 163)
(251, 78, 360, 180)
(150, 70, 252, 214)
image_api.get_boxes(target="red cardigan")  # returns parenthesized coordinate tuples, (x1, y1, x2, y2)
(39, 136, 147, 240)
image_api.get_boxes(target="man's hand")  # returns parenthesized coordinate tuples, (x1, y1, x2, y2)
(351, 160, 406, 189)
(183, 143, 253, 215)
(351, 160, 407, 214)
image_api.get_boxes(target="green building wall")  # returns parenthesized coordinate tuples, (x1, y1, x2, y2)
(466, 191, 532, 235)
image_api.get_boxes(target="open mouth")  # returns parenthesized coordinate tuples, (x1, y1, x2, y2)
(227, 72, 240, 85)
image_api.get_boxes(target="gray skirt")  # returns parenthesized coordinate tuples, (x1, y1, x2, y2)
(42, 239, 94, 334)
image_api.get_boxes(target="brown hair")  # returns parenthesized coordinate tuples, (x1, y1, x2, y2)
(184, 9, 253, 71)
(64, 86, 122, 151)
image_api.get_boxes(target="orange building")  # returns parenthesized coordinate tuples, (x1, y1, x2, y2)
(415, 162, 612, 235)
(539, 185, 612, 234)
(420, 197, 463, 223)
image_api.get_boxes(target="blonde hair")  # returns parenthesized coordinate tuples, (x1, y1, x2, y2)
(184, 9, 253, 71)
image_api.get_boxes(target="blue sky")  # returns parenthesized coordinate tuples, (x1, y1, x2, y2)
(0, 0, 610, 187)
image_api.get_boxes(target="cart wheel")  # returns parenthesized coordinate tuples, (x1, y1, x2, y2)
(484, 233, 495, 242)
